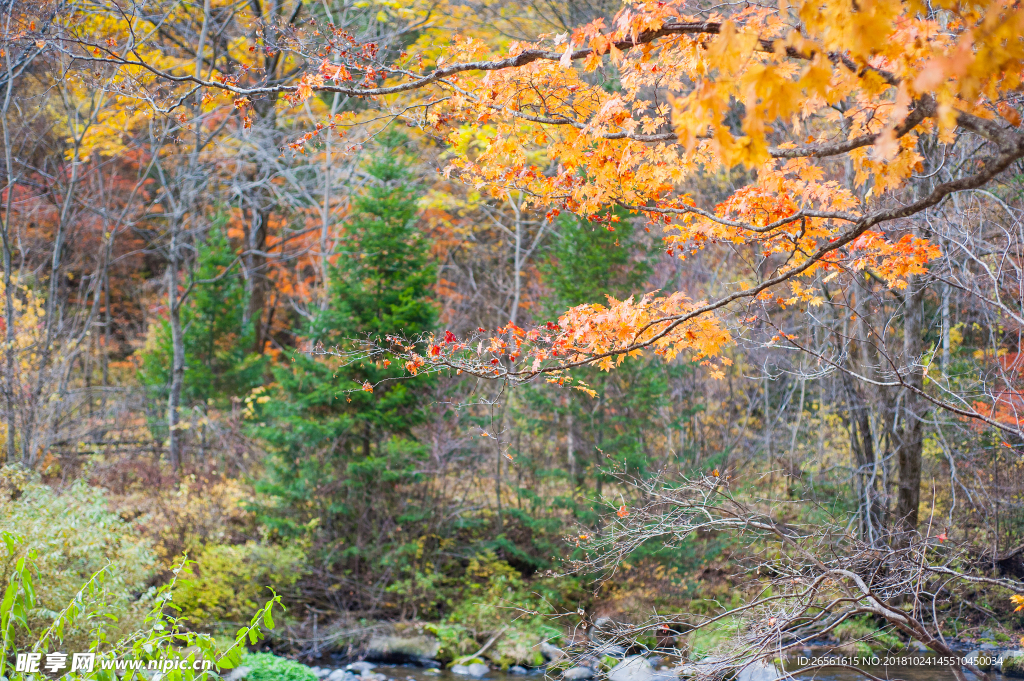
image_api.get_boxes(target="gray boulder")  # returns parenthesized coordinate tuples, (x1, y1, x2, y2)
(509, 666, 528, 675)
(451, 663, 489, 677)
(607, 657, 679, 681)
(608, 656, 655, 681)
(367, 635, 441, 665)
(223, 667, 251, 681)
(346, 663, 378, 674)
(736, 661, 782, 681)
(677, 657, 724, 680)
(965, 649, 997, 672)
(328, 670, 357, 681)
(541, 642, 565, 661)
(563, 668, 595, 680)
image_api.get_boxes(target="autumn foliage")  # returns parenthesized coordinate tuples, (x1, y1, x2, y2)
(9, 0, 1024, 675)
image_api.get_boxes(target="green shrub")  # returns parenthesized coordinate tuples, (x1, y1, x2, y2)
(426, 622, 478, 662)
(385, 569, 449, 620)
(242, 653, 318, 681)
(1, 522, 284, 681)
(0, 466, 157, 651)
(833, 616, 903, 652)
(442, 553, 573, 669)
(175, 541, 306, 624)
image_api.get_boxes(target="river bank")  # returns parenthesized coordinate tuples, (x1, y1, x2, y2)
(239, 635, 1024, 681)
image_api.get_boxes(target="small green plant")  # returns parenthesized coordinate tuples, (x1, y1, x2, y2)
(425, 622, 477, 662)
(241, 653, 318, 681)
(1003, 655, 1024, 676)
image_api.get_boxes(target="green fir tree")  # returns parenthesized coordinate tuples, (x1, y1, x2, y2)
(253, 135, 438, 588)
(513, 213, 695, 530)
(140, 219, 264, 417)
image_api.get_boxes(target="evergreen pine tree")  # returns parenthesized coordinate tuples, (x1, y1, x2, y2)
(140, 219, 264, 418)
(254, 135, 437, 583)
(515, 213, 692, 528)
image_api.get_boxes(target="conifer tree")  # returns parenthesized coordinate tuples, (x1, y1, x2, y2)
(254, 134, 437, 576)
(522, 214, 691, 516)
(140, 220, 264, 419)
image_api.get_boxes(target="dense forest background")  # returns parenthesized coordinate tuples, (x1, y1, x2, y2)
(4, 0, 1024, 674)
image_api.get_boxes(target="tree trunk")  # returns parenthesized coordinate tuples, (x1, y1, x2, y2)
(247, 206, 269, 353)
(852, 283, 885, 538)
(0, 52, 16, 464)
(567, 404, 577, 485)
(23, 135, 78, 466)
(941, 279, 951, 373)
(167, 252, 185, 472)
(244, 90, 278, 355)
(493, 403, 505, 536)
(895, 277, 926, 535)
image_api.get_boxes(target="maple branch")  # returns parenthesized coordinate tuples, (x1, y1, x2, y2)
(442, 74, 992, 164)
(66, 18, 900, 101)
(442, 85, 932, 156)
(770, 96, 935, 159)
(945, 108, 1016, 147)
(860, 136, 1024, 229)
(626, 203, 860, 234)
(774, 323, 1024, 439)
(67, 22, 718, 99)
(67, 13, 994, 168)
(414, 138, 1024, 386)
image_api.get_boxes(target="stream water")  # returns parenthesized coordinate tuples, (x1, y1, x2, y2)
(356, 657, 1008, 681)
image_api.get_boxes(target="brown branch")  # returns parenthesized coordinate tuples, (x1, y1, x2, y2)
(67, 19, 898, 102)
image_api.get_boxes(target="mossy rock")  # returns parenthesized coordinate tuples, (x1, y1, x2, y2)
(867, 637, 904, 653)
(833, 616, 903, 654)
(965, 650, 995, 673)
(545, 659, 574, 676)
(1002, 654, 1024, 678)
(367, 634, 440, 663)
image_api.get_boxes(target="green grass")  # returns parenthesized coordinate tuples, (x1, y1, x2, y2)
(688, 618, 741, 660)
(241, 653, 318, 681)
(833, 617, 903, 652)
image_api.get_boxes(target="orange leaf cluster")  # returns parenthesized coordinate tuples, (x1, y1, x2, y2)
(550, 293, 732, 373)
